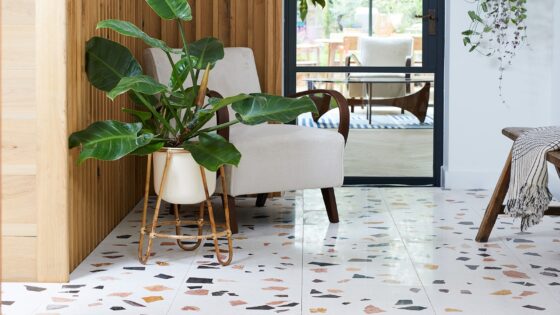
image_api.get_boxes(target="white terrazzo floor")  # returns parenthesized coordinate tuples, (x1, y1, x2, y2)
(2, 188, 560, 315)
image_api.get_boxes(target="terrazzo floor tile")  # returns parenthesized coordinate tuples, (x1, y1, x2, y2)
(2, 188, 560, 315)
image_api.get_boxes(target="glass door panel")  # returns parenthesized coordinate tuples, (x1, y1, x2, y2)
(286, 0, 443, 185)
(297, 0, 426, 68)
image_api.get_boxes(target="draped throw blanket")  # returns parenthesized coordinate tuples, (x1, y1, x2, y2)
(505, 126, 560, 231)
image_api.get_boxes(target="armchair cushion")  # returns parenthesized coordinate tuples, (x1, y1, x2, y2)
(226, 124, 345, 196)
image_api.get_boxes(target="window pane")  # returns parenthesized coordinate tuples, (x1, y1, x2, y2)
(297, 0, 424, 67)
(297, 72, 435, 177)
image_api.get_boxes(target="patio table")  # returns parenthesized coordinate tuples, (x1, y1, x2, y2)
(305, 76, 433, 124)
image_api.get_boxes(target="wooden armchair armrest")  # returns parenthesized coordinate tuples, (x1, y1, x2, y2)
(290, 89, 350, 144)
(207, 90, 230, 141)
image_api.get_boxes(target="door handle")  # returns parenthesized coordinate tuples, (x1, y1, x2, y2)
(416, 9, 437, 35)
(415, 14, 436, 21)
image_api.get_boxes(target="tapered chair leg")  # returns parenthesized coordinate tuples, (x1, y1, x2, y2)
(321, 188, 339, 223)
(256, 193, 268, 207)
(476, 151, 512, 242)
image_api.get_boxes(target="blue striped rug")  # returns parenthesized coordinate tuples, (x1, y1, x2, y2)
(297, 112, 433, 130)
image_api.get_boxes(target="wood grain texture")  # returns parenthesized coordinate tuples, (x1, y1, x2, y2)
(1, 0, 39, 281)
(1, 236, 37, 281)
(66, 0, 158, 272)
(36, 0, 69, 282)
(177, 0, 283, 94)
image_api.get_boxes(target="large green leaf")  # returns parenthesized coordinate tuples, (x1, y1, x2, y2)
(86, 37, 142, 92)
(168, 87, 198, 108)
(183, 133, 241, 171)
(69, 120, 154, 164)
(185, 108, 214, 136)
(170, 57, 193, 90)
(108, 75, 167, 100)
(145, 0, 192, 21)
(189, 37, 225, 69)
(97, 19, 172, 52)
(131, 140, 165, 156)
(208, 94, 251, 112)
(232, 94, 318, 125)
(122, 108, 152, 124)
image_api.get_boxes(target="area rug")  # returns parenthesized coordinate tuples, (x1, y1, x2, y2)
(297, 110, 434, 130)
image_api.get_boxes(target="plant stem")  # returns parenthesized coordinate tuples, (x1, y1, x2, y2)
(192, 119, 240, 138)
(176, 19, 199, 133)
(176, 19, 197, 90)
(133, 92, 173, 134)
(160, 95, 184, 135)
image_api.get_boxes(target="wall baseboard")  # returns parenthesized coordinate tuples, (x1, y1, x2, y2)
(442, 168, 500, 190)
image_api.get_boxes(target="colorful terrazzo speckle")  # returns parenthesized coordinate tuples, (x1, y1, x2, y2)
(2, 188, 560, 314)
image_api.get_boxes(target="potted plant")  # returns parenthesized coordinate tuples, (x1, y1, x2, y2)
(462, 0, 528, 100)
(69, 0, 318, 205)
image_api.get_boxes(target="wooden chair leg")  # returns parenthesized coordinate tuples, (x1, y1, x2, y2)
(321, 188, 339, 223)
(476, 151, 512, 242)
(256, 193, 268, 207)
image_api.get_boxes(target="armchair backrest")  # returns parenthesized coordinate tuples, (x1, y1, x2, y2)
(144, 47, 262, 97)
(357, 36, 413, 67)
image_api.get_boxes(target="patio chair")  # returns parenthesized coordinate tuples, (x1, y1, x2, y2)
(144, 47, 350, 233)
(476, 127, 560, 242)
(346, 36, 414, 113)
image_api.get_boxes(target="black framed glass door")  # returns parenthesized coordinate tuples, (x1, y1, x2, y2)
(285, 0, 445, 186)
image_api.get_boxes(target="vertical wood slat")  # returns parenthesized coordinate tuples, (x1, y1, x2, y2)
(168, 0, 282, 95)
(66, 0, 156, 272)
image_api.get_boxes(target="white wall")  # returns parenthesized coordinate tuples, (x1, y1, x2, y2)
(444, 0, 557, 189)
(554, 2, 560, 124)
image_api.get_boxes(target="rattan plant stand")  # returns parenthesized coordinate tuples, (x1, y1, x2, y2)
(138, 151, 233, 266)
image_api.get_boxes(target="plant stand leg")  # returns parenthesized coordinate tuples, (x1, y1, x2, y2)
(200, 166, 233, 266)
(174, 203, 203, 251)
(139, 152, 171, 264)
(227, 195, 238, 234)
(138, 154, 152, 262)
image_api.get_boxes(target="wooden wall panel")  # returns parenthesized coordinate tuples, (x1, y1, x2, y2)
(1, 0, 284, 282)
(176, 0, 283, 95)
(1, 0, 39, 281)
(1, 237, 37, 282)
(66, 0, 160, 271)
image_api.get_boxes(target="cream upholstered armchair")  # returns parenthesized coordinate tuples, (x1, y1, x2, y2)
(144, 47, 350, 233)
(346, 36, 414, 112)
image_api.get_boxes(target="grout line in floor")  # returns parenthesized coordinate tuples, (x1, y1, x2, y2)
(379, 187, 438, 315)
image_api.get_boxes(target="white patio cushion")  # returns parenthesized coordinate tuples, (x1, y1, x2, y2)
(348, 36, 413, 99)
(226, 124, 345, 196)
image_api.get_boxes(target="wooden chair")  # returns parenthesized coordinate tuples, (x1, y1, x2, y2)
(476, 127, 560, 242)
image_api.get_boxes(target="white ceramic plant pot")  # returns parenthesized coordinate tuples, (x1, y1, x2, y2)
(153, 148, 216, 205)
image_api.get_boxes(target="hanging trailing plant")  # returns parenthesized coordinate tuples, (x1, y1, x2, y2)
(299, 0, 326, 20)
(462, 0, 528, 100)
